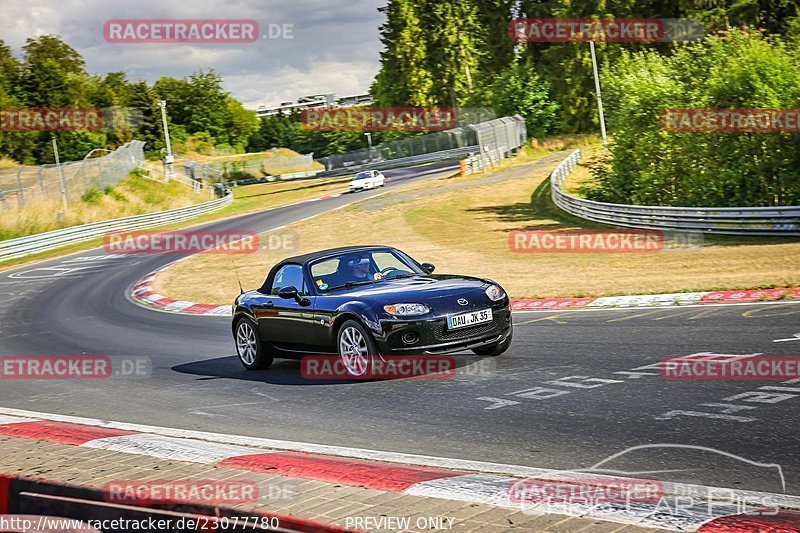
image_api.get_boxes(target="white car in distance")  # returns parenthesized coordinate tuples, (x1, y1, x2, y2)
(349, 170, 386, 192)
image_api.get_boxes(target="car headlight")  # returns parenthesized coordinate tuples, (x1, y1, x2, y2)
(384, 303, 430, 316)
(485, 284, 506, 302)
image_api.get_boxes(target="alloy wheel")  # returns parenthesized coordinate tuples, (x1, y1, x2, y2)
(236, 321, 257, 365)
(339, 326, 370, 377)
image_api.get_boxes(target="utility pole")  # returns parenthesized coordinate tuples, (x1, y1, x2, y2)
(158, 100, 174, 181)
(52, 136, 68, 212)
(364, 132, 373, 158)
(589, 40, 608, 147)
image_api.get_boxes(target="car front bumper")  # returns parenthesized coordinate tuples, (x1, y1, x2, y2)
(373, 306, 513, 355)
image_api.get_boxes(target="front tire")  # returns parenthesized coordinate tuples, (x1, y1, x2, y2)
(472, 330, 513, 357)
(235, 317, 273, 370)
(337, 320, 377, 378)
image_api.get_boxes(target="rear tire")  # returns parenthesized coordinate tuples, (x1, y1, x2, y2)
(235, 317, 274, 370)
(337, 319, 378, 378)
(472, 330, 513, 357)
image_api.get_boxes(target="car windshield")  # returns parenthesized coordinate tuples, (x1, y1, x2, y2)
(309, 249, 424, 292)
(353, 172, 371, 180)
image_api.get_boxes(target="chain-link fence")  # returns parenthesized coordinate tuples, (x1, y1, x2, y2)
(0, 141, 146, 210)
(316, 115, 527, 171)
(186, 149, 319, 182)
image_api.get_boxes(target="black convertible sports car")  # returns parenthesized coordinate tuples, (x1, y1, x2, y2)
(232, 245, 513, 377)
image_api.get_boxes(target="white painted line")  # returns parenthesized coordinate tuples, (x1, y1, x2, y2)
(588, 292, 708, 308)
(82, 433, 264, 464)
(404, 474, 681, 530)
(774, 333, 800, 343)
(163, 301, 196, 311)
(0, 415, 36, 424)
(0, 406, 797, 512)
(403, 473, 515, 506)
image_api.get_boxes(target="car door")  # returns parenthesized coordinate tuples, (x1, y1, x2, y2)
(257, 264, 319, 352)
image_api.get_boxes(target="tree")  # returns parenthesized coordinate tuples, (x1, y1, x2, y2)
(226, 98, 258, 150)
(19, 35, 85, 106)
(423, 0, 486, 108)
(491, 58, 560, 137)
(588, 30, 800, 207)
(127, 81, 165, 158)
(472, 0, 517, 76)
(0, 40, 20, 99)
(372, 0, 435, 106)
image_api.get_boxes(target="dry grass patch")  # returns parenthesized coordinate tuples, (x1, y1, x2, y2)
(0, 174, 353, 271)
(0, 175, 206, 240)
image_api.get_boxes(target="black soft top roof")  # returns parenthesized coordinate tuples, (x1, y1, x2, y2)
(279, 245, 395, 266)
(259, 245, 395, 293)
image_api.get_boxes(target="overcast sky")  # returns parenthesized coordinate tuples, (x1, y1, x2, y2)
(1, 0, 386, 109)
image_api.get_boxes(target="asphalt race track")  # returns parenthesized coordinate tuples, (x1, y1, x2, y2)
(1, 160, 799, 498)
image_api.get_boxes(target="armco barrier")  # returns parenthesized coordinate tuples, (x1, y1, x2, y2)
(551, 150, 800, 236)
(0, 473, 352, 533)
(0, 191, 233, 262)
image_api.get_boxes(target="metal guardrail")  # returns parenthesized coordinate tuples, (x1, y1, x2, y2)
(550, 150, 800, 236)
(0, 191, 233, 262)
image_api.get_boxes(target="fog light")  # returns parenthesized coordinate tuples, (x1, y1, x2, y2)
(402, 332, 419, 345)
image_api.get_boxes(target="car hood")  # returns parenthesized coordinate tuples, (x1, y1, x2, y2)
(326, 274, 496, 312)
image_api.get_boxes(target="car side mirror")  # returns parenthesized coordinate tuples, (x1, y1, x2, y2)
(421, 262, 435, 273)
(277, 286, 298, 299)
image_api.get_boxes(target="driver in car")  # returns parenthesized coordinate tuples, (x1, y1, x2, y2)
(346, 254, 373, 281)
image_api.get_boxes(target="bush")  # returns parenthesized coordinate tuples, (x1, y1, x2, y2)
(104, 185, 126, 202)
(590, 30, 800, 207)
(81, 188, 103, 204)
(491, 59, 560, 139)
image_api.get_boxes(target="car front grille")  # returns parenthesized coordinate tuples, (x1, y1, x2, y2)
(433, 316, 502, 341)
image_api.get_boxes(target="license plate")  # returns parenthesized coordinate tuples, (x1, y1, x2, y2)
(447, 308, 493, 330)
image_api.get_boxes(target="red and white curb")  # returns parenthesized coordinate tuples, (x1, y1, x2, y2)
(132, 265, 800, 317)
(131, 257, 232, 316)
(512, 288, 800, 311)
(0, 409, 798, 531)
